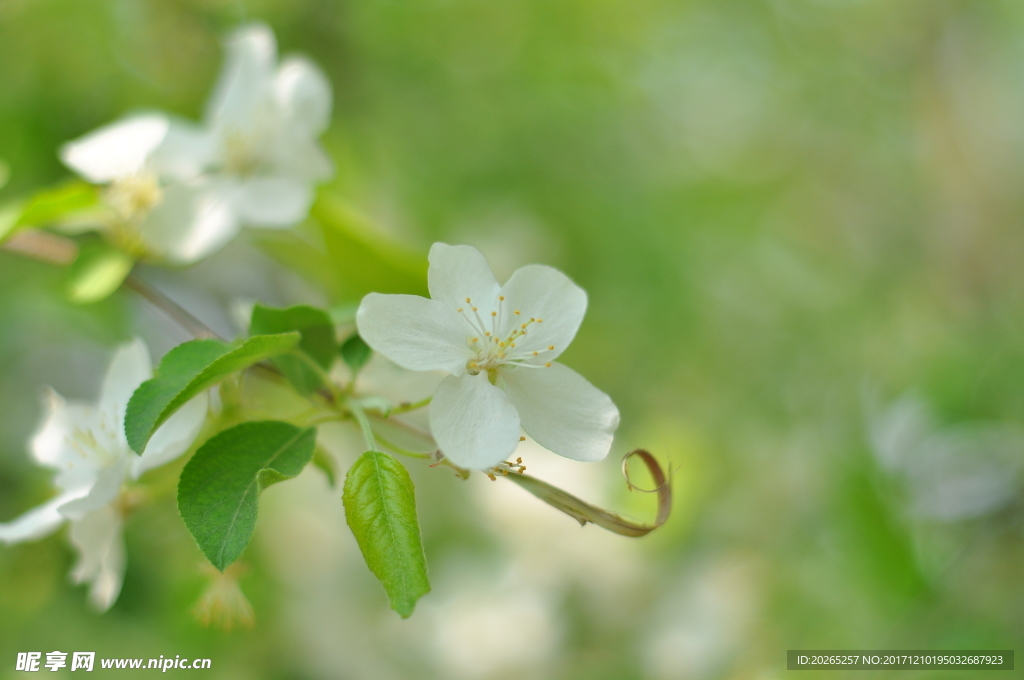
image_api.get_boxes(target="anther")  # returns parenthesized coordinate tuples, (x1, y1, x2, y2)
(466, 297, 471, 303)
(548, 345, 554, 350)
(545, 362, 551, 367)
(457, 308, 464, 313)
(532, 351, 538, 355)
(519, 438, 525, 443)
(514, 310, 521, 315)
(472, 307, 478, 311)
(499, 296, 505, 301)
(491, 311, 497, 317)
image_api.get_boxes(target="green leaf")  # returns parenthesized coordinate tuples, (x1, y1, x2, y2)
(0, 181, 100, 244)
(312, 194, 428, 299)
(340, 333, 372, 375)
(343, 450, 430, 617)
(329, 301, 359, 326)
(312, 445, 338, 487)
(65, 240, 134, 304)
(250, 304, 338, 394)
(178, 421, 317, 571)
(125, 333, 301, 454)
(0, 159, 9, 191)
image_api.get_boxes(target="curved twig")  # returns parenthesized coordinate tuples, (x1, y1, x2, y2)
(502, 449, 671, 537)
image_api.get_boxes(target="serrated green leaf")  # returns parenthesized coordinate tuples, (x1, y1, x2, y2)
(250, 304, 338, 394)
(343, 450, 430, 617)
(125, 333, 300, 454)
(179, 421, 317, 571)
(65, 240, 134, 304)
(340, 333, 372, 375)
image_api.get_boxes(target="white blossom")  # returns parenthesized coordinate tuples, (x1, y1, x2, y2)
(0, 340, 207, 610)
(59, 22, 333, 264)
(357, 243, 619, 469)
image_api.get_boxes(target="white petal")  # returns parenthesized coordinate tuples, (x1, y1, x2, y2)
(428, 243, 501, 318)
(497, 264, 588, 362)
(30, 391, 111, 491)
(132, 392, 208, 479)
(274, 56, 332, 135)
(502, 362, 618, 462)
(59, 115, 169, 183)
(148, 119, 217, 181)
(430, 372, 521, 469)
(57, 457, 129, 517)
(356, 293, 473, 375)
(140, 181, 240, 264)
(205, 22, 277, 130)
(69, 506, 126, 612)
(269, 132, 334, 182)
(99, 339, 151, 427)
(0, 491, 82, 544)
(233, 176, 313, 227)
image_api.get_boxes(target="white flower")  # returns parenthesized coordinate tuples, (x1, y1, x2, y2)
(868, 394, 1024, 521)
(60, 114, 231, 263)
(0, 339, 208, 610)
(59, 22, 333, 264)
(356, 243, 620, 469)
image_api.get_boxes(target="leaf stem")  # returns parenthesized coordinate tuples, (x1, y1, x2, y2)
(391, 396, 432, 415)
(347, 399, 378, 452)
(374, 432, 434, 460)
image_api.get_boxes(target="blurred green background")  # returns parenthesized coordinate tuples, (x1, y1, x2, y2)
(2, 0, 1023, 678)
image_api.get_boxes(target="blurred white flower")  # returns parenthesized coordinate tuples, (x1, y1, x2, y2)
(0, 339, 207, 610)
(357, 242, 619, 469)
(59, 22, 333, 264)
(868, 394, 1024, 521)
(60, 114, 230, 262)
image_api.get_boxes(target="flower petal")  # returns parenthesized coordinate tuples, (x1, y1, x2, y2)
(99, 339, 151, 428)
(141, 181, 240, 264)
(430, 372, 521, 469)
(132, 392, 208, 479)
(57, 457, 130, 517)
(205, 23, 276, 130)
(428, 243, 501, 318)
(269, 132, 334, 182)
(497, 264, 587, 362)
(69, 506, 126, 612)
(30, 391, 111, 490)
(356, 293, 472, 375)
(0, 491, 81, 544)
(274, 56, 332, 135)
(502, 362, 618, 462)
(60, 115, 169, 183)
(233, 175, 313, 227)
(148, 119, 217, 182)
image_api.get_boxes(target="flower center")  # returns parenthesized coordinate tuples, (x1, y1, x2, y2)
(64, 409, 124, 471)
(223, 131, 264, 177)
(106, 173, 163, 220)
(456, 296, 555, 375)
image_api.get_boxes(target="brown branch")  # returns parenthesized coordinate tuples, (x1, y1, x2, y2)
(2, 229, 78, 265)
(123, 274, 223, 340)
(502, 449, 672, 537)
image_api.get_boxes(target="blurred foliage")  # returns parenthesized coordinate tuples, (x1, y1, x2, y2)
(2, 0, 1024, 678)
